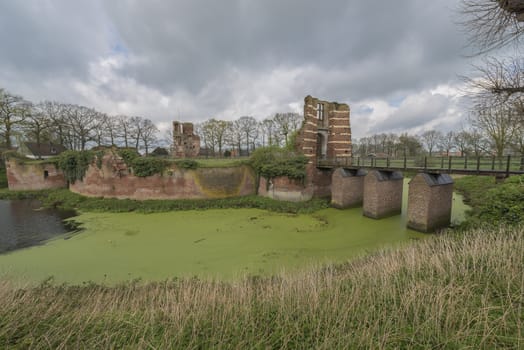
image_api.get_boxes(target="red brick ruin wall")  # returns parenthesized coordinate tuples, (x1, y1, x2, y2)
(296, 95, 352, 197)
(5, 160, 67, 191)
(70, 153, 256, 200)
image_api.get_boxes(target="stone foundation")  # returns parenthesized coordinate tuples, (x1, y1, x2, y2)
(363, 170, 403, 219)
(331, 168, 367, 208)
(258, 176, 312, 202)
(407, 173, 453, 233)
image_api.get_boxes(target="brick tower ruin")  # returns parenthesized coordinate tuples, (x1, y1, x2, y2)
(297, 95, 352, 162)
(296, 95, 352, 197)
(172, 121, 200, 158)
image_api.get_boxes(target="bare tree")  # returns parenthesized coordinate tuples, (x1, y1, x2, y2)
(472, 104, 519, 156)
(117, 115, 134, 148)
(460, 0, 524, 54)
(0, 89, 31, 149)
(439, 131, 456, 156)
(129, 116, 144, 151)
(139, 118, 159, 155)
(24, 103, 52, 156)
(464, 56, 524, 109)
(63, 104, 101, 150)
(40, 101, 69, 147)
(273, 113, 301, 147)
(228, 119, 244, 155)
(237, 116, 258, 155)
(420, 130, 443, 156)
(454, 130, 471, 156)
(259, 118, 278, 146)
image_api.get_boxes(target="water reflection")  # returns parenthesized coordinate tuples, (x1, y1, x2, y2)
(0, 200, 78, 253)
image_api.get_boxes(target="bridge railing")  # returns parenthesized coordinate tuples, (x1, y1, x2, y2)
(317, 155, 524, 175)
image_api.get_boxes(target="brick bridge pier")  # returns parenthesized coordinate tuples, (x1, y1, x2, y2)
(331, 169, 454, 233)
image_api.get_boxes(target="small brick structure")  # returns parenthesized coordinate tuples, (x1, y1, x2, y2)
(407, 173, 454, 233)
(331, 168, 367, 208)
(363, 170, 403, 219)
(172, 121, 200, 158)
(5, 159, 67, 191)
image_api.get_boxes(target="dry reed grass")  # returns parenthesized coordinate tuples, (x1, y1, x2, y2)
(0, 225, 522, 349)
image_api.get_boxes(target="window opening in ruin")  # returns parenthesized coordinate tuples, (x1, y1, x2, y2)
(44, 170, 49, 179)
(317, 103, 324, 120)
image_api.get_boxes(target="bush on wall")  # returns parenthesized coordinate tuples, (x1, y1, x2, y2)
(250, 146, 308, 180)
(57, 150, 94, 184)
(131, 157, 169, 177)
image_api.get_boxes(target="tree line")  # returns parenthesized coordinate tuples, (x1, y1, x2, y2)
(0, 89, 160, 155)
(354, 125, 522, 159)
(195, 113, 302, 157)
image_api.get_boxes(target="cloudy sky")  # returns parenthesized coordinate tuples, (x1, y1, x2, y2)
(0, 0, 477, 138)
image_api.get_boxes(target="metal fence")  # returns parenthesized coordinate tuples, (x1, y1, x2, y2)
(318, 155, 524, 176)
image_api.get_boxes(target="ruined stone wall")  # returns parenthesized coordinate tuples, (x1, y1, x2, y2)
(5, 159, 67, 191)
(69, 153, 256, 200)
(257, 175, 312, 202)
(172, 121, 200, 158)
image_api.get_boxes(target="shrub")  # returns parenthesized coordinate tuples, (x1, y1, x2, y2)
(117, 148, 140, 167)
(455, 175, 524, 227)
(174, 159, 199, 170)
(131, 157, 169, 177)
(57, 151, 94, 184)
(250, 146, 308, 180)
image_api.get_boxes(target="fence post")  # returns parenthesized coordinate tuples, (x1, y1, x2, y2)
(464, 155, 468, 169)
(440, 157, 444, 169)
(506, 155, 511, 177)
(403, 156, 407, 170)
(357, 157, 360, 167)
(491, 156, 495, 170)
(448, 156, 452, 171)
(387, 157, 390, 168)
(424, 156, 427, 170)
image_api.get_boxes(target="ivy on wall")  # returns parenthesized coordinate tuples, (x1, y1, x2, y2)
(57, 151, 95, 184)
(250, 146, 308, 181)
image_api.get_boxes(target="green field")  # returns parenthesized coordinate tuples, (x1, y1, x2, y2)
(0, 185, 468, 284)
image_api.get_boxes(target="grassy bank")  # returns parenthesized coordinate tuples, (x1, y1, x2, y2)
(1, 225, 522, 348)
(455, 175, 524, 227)
(0, 188, 329, 214)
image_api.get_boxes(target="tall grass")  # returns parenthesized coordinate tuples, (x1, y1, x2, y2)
(1, 225, 522, 349)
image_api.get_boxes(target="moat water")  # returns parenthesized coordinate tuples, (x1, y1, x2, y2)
(0, 182, 470, 284)
(0, 200, 78, 254)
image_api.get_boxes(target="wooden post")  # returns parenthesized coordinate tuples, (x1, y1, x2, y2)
(506, 155, 511, 177)
(476, 156, 480, 173)
(448, 156, 452, 171)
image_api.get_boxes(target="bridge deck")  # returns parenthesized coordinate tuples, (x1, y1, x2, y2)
(317, 156, 524, 177)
